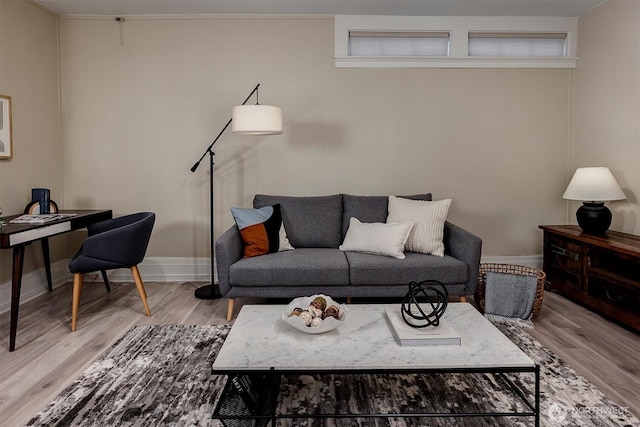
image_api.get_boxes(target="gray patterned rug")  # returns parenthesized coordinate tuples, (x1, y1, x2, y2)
(26, 323, 639, 427)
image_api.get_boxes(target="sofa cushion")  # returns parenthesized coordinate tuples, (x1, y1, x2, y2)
(230, 248, 349, 286)
(387, 196, 451, 257)
(254, 194, 343, 248)
(346, 251, 468, 286)
(339, 217, 413, 259)
(342, 194, 432, 238)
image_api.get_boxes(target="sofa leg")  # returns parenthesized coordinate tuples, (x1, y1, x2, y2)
(459, 295, 467, 303)
(347, 297, 352, 304)
(226, 298, 235, 322)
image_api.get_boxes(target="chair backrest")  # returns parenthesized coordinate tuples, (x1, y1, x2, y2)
(84, 212, 155, 267)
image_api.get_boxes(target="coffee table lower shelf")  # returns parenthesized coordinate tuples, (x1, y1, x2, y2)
(212, 366, 540, 427)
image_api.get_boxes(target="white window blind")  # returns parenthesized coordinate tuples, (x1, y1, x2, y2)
(468, 32, 567, 57)
(349, 31, 450, 57)
(335, 16, 577, 68)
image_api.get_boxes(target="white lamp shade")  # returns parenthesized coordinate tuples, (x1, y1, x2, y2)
(231, 104, 283, 135)
(562, 167, 626, 202)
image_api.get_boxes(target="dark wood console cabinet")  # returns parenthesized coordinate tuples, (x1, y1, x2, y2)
(539, 225, 640, 332)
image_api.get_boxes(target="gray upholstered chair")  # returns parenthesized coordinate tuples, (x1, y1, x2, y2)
(68, 212, 155, 331)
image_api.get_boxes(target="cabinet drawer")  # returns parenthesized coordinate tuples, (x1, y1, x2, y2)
(587, 278, 640, 330)
(546, 236, 582, 274)
(588, 278, 640, 309)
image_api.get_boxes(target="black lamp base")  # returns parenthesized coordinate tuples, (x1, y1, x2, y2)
(194, 283, 222, 300)
(576, 202, 612, 235)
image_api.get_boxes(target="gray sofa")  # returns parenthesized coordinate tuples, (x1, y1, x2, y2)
(216, 194, 482, 320)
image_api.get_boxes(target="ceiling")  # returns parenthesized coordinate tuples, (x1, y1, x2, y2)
(33, 0, 607, 17)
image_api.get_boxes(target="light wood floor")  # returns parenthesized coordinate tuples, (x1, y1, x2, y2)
(0, 281, 638, 426)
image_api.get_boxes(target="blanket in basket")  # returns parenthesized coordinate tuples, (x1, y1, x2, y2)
(484, 271, 537, 326)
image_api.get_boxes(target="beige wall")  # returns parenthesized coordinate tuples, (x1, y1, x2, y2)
(571, 0, 640, 235)
(0, 0, 61, 283)
(3, 0, 637, 291)
(59, 16, 570, 258)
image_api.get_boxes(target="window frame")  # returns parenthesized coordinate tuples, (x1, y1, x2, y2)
(335, 15, 577, 68)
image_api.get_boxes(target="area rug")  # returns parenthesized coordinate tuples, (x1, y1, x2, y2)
(26, 323, 639, 427)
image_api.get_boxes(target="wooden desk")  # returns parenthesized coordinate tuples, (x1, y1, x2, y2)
(1, 209, 112, 351)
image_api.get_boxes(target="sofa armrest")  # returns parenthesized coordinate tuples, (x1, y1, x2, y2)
(443, 221, 482, 295)
(215, 225, 243, 296)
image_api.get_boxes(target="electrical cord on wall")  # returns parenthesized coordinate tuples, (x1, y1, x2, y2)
(115, 16, 125, 46)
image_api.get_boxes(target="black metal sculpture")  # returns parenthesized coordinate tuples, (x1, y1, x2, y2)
(401, 280, 449, 328)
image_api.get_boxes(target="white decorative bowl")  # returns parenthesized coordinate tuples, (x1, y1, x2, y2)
(281, 294, 347, 334)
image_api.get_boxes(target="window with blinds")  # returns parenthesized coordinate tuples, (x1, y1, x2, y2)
(335, 16, 577, 68)
(468, 32, 567, 57)
(349, 31, 450, 57)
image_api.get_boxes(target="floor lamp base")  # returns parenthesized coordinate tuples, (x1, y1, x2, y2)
(194, 283, 222, 300)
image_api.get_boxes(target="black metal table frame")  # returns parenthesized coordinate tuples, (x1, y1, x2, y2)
(213, 365, 540, 426)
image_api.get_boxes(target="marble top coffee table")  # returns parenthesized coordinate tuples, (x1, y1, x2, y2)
(212, 303, 540, 426)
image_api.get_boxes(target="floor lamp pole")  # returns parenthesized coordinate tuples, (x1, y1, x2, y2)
(192, 118, 232, 300)
(194, 147, 221, 299)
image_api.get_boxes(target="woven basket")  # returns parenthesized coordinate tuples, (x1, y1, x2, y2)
(475, 263, 546, 319)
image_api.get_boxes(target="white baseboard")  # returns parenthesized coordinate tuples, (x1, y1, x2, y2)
(101, 257, 213, 283)
(0, 257, 214, 315)
(0, 255, 542, 315)
(480, 255, 543, 270)
(0, 261, 71, 315)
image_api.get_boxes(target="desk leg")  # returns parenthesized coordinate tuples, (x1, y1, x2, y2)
(41, 238, 53, 292)
(10, 246, 26, 352)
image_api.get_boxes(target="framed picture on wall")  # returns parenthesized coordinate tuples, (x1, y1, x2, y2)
(0, 94, 13, 160)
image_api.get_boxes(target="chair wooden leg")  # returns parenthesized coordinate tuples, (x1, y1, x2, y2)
(130, 266, 151, 317)
(226, 298, 235, 322)
(71, 273, 84, 332)
(460, 295, 467, 303)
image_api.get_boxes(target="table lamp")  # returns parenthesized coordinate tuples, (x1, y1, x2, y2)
(562, 167, 626, 234)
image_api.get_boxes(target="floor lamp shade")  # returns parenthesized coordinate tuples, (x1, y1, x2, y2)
(232, 105, 283, 135)
(562, 167, 626, 234)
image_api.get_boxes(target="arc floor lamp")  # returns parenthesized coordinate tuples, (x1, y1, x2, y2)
(191, 84, 283, 299)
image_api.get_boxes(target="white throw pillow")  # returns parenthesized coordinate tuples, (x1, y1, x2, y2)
(279, 223, 294, 251)
(339, 217, 414, 259)
(386, 196, 451, 257)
